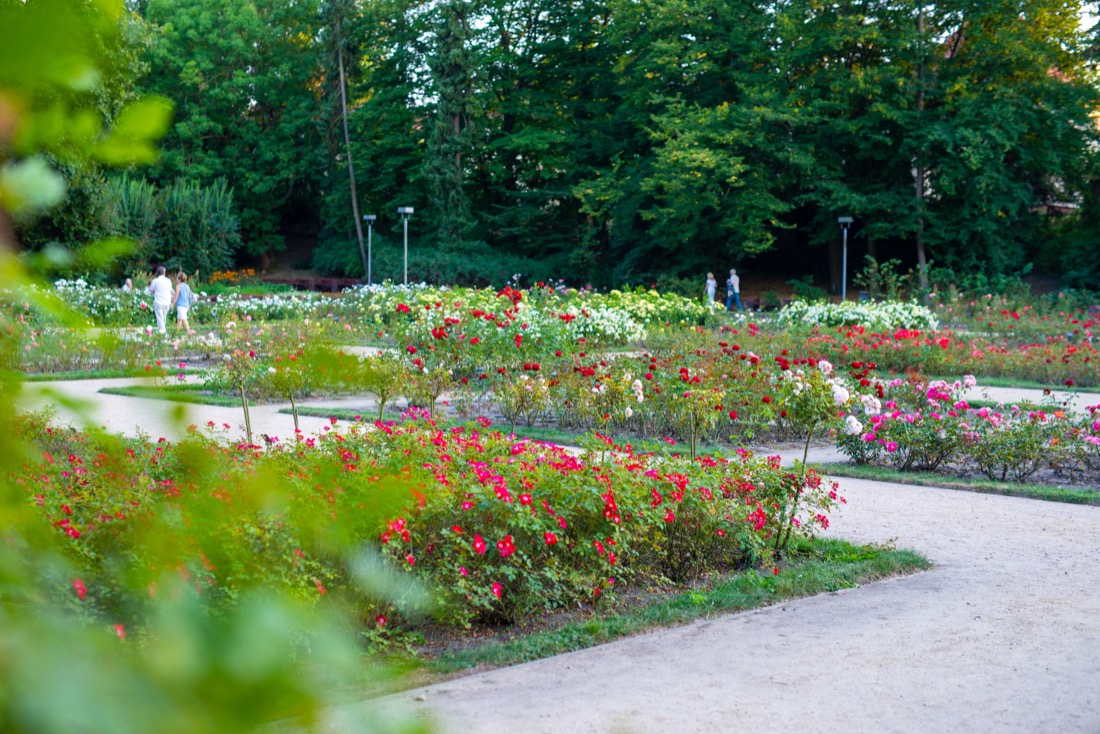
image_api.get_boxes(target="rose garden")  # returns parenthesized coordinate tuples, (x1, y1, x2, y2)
(5, 273, 1100, 728)
(5, 0, 1100, 730)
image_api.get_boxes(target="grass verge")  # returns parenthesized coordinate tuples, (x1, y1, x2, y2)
(99, 384, 242, 407)
(285, 406, 741, 456)
(815, 461, 1100, 506)
(420, 537, 928, 676)
(25, 367, 204, 382)
(964, 398, 1043, 411)
(925, 374, 1100, 393)
(287, 406, 589, 446)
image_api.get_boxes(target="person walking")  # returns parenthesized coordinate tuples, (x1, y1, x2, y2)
(147, 266, 173, 334)
(704, 272, 718, 310)
(726, 268, 743, 312)
(172, 272, 194, 333)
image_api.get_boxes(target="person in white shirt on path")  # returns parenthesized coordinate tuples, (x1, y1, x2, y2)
(147, 266, 174, 334)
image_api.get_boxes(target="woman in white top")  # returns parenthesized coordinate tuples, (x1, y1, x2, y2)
(704, 272, 717, 309)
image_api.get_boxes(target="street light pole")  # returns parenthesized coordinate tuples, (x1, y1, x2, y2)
(363, 215, 376, 286)
(838, 216, 853, 301)
(398, 207, 414, 286)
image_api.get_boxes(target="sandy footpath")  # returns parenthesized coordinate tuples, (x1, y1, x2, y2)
(16, 376, 364, 441)
(16, 377, 1100, 732)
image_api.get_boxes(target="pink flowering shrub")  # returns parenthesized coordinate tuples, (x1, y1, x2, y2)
(837, 373, 1098, 482)
(363, 424, 839, 624)
(964, 406, 1068, 482)
(14, 411, 843, 631)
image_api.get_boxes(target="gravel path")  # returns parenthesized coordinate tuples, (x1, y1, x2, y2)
(17, 376, 363, 442)
(19, 378, 1100, 732)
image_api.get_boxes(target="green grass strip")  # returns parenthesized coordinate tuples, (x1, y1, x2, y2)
(964, 398, 1043, 411)
(287, 406, 589, 446)
(286, 405, 738, 456)
(815, 461, 1100, 506)
(25, 367, 204, 382)
(423, 538, 928, 675)
(924, 374, 1100, 393)
(99, 384, 241, 407)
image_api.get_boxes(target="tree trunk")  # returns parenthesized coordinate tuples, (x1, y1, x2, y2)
(913, 10, 930, 302)
(240, 385, 252, 445)
(336, 15, 367, 279)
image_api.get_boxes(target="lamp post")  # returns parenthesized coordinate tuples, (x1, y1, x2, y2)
(362, 215, 376, 285)
(838, 216, 853, 300)
(398, 207, 414, 286)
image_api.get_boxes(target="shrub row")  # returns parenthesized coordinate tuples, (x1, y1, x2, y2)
(837, 377, 1100, 482)
(16, 412, 841, 631)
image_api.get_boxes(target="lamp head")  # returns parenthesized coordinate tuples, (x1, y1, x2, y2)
(363, 214, 377, 222)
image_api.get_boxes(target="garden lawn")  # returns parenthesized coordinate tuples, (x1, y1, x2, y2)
(24, 367, 206, 382)
(815, 462, 1100, 506)
(98, 383, 243, 407)
(927, 375, 1100, 394)
(283, 405, 735, 456)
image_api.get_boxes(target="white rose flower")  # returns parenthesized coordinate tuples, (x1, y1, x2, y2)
(844, 415, 864, 435)
(832, 384, 850, 406)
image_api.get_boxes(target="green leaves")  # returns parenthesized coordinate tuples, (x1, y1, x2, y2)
(11, 0, 1100, 287)
(0, 157, 67, 216)
(142, 0, 325, 257)
(94, 96, 174, 165)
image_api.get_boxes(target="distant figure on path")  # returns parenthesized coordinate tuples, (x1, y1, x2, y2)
(704, 272, 718, 309)
(147, 266, 173, 334)
(726, 268, 743, 312)
(172, 272, 194, 333)
(122, 277, 133, 291)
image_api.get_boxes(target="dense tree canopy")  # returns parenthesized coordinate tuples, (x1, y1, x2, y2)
(15, 0, 1100, 289)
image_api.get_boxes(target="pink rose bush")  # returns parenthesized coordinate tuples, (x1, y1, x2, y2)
(836, 372, 1100, 482)
(14, 410, 841, 633)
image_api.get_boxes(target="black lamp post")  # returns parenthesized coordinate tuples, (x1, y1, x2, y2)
(838, 216, 853, 300)
(398, 207, 414, 285)
(362, 214, 376, 285)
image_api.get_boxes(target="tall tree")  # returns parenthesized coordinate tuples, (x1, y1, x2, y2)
(423, 0, 481, 253)
(572, 0, 799, 282)
(139, 0, 325, 264)
(326, 0, 369, 277)
(313, 0, 430, 278)
(782, 0, 1099, 289)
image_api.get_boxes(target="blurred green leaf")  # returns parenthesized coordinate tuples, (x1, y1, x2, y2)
(75, 236, 135, 269)
(112, 96, 174, 139)
(0, 157, 67, 215)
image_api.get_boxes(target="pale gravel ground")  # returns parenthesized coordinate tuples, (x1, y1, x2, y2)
(18, 378, 1100, 733)
(16, 375, 368, 442)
